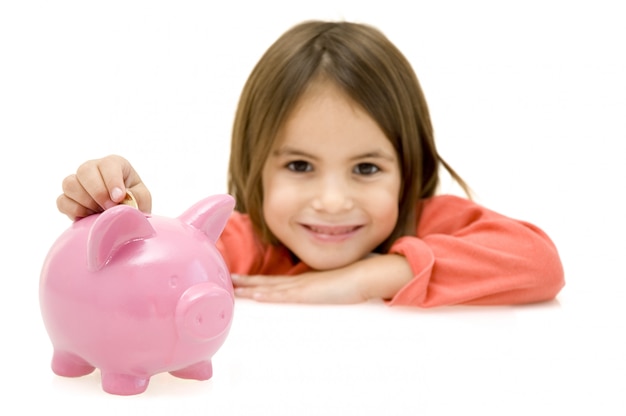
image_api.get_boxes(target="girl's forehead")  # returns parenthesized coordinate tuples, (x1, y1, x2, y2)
(283, 82, 368, 130)
(295, 79, 351, 107)
(272, 93, 397, 161)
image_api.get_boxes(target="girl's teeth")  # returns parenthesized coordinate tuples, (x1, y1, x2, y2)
(309, 226, 357, 235)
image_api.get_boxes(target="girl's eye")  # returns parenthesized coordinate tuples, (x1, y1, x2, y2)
(353, 163, 380, 175)
(286, 160, 312, 173)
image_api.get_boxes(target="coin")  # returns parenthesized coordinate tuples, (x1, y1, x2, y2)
(120, 190, 138, 209)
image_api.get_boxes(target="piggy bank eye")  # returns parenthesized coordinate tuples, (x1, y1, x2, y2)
(169, 275, 179, 288)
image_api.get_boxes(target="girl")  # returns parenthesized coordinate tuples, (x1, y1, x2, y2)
(57, 20, 564, 307)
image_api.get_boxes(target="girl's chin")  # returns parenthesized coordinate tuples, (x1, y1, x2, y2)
(298, 253, 370, 271)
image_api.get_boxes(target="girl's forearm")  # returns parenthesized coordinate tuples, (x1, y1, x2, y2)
(356, 254, 414, 301)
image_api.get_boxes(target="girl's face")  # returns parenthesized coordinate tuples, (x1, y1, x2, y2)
(262, 82, 402, 270)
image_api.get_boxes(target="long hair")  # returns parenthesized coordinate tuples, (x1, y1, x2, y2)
(228, 20, 469, 251)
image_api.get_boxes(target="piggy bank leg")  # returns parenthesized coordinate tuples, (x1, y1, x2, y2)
(51, 350, 95, 377)
(169, 360, 213, 380)
(101, 372, 150, 395)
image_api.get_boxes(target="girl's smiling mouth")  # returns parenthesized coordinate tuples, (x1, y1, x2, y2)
(301, 224, 363, 241)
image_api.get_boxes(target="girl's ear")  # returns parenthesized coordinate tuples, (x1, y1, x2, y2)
(178, 194, 236, 243)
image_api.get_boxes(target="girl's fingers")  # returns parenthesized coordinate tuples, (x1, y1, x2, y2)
(99, 155, 152, 213)
(234, 284, 294, 302)
(73, 161, 117, 210)
(231, 274, 293, 287)
(97, 155, 133, 201)
(57, 155, 151, 220)
(56, 193, 98, 221)
(61, 173, 104, 214)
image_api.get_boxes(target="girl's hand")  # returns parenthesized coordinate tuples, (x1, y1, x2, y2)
(232, 270, 369, 304)
(231, 254, 413, 304)
(56, 154, 151, 221)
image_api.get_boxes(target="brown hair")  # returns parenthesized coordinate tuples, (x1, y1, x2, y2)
(228, 20, 469, 252)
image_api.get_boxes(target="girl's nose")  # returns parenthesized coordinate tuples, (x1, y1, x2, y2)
(311, 178, 354, 213)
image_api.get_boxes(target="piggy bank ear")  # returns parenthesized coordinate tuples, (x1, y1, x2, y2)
(178, 194, 235, 243)
(87, 205, 156, 271)
(176, 282, 234, 342)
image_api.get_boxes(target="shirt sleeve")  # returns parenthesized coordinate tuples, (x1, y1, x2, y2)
(215, 211, 299, 276)
(215, 212, 265, 275)
(388, 195, 565, 307)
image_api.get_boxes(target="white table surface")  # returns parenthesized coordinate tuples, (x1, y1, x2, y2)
(3, 268, 624, 415)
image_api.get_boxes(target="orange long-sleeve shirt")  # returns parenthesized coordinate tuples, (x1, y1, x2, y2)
(216, 195, 564, 307)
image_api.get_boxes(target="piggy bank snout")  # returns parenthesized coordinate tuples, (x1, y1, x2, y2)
(176, 282, 234, 342)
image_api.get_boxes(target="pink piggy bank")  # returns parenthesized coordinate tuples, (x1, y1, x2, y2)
(39, 194, 236, 395)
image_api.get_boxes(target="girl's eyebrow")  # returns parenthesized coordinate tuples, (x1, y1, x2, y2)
(273, 146, 396, 162)
(272, 146, 317, 159)
(350, 151, 397, 162)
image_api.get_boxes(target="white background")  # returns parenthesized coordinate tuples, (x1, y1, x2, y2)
(1, 1, 624, 414)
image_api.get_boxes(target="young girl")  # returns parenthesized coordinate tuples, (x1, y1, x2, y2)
(56, 20, 564, 307)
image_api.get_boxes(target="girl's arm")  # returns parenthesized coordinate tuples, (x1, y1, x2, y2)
(228, 195, 565, 307)
(387, 195, 565, 307)
(231, 254, 413, 304)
